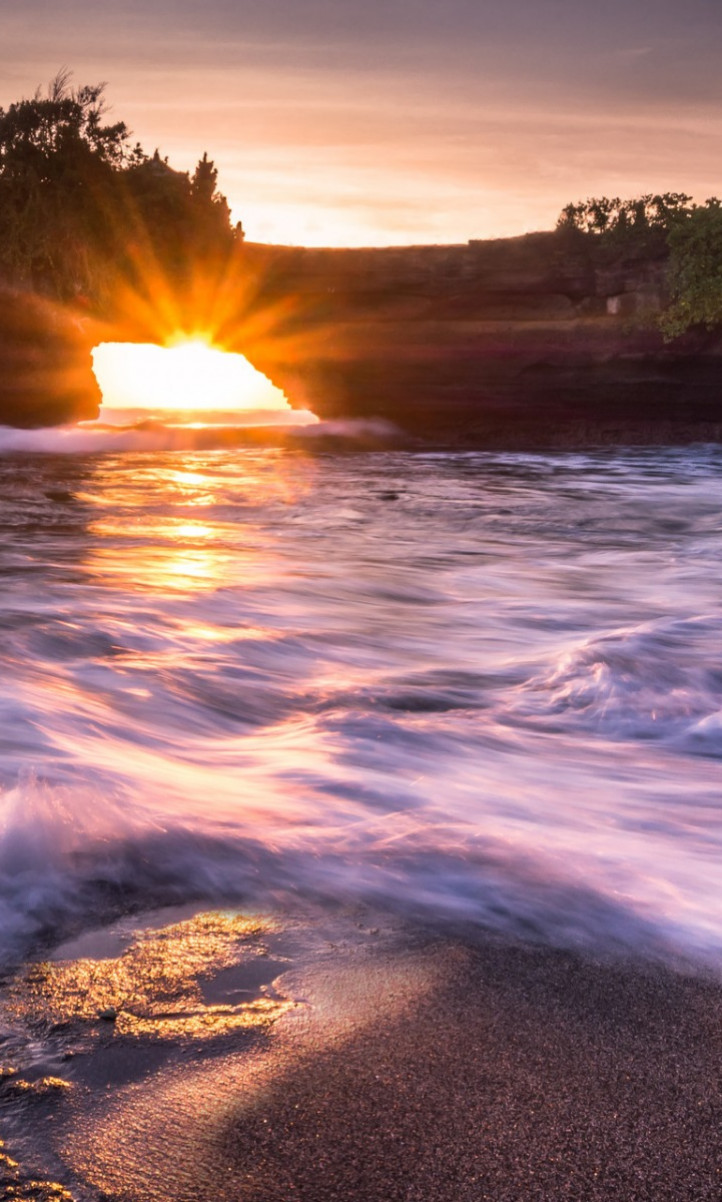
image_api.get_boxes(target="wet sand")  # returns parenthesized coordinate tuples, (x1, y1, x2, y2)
(3, 911, 722, 1201)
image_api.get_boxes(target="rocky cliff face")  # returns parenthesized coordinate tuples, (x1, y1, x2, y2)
(236, 234, 722, 446)
(1, 231, 722, 442)
(0, 290, 101, 428)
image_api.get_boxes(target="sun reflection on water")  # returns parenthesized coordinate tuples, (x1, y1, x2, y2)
(80, 452, 315, 594)
(85, 535, 234, 592)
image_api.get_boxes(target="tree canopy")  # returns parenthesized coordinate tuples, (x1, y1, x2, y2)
(558, 193, 722, 339)
(657, 200, 722, 340)
(0, 72, 239, 307)
(557, 193, 693, 241)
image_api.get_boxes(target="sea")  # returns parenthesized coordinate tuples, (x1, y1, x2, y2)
(0, 407, 721, 973)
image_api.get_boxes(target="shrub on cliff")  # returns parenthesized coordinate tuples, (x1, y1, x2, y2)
(558, 193, 722, 338)
(112, 149, 235, 289)
(0, 72, 128, 296)
(658, 200, 722, 340)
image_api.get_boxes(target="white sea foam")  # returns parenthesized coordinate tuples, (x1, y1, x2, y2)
(508, 616, 722, 743)
(0, 415, 398, 456)
(0, 771, 696, 970)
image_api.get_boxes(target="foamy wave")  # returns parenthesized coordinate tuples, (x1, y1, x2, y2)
(678, 710, 722, 756)
(0, 772, 268, 966)
(0, 770, 710, 972)
(0, 417, 402, 455)
(508, 617, 722, 746)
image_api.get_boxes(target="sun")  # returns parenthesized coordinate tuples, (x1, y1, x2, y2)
(92, 339, 291, 412)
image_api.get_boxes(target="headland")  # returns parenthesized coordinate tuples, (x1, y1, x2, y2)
(4, 229, 722, 445)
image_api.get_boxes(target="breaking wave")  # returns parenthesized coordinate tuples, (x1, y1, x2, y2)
(0, 773, 692, 971)
(508, 616, 722, 751)
(0, 416, 403, 455)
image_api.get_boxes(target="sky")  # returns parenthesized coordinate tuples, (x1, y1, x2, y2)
(1, 0, 721, 246)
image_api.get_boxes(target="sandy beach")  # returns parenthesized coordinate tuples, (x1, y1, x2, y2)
(1, 907, 721, 1201)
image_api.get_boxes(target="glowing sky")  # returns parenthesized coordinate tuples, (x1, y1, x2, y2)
(1, 1, 721, 246)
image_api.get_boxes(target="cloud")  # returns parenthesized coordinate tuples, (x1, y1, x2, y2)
(1, 0, 722, 244)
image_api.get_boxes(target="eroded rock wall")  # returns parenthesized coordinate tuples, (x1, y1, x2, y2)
(1, 230, 721, 442)
(0, 291, 100, 428)
(237, 234, 722, 446)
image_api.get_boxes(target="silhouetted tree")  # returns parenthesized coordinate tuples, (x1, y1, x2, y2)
(0, 72, 131, 294)
(0, 73, 239, 305)
(557, 193, 693, 252)
(190, 152, 234, 251)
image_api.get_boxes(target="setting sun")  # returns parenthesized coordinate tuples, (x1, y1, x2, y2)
(92, 340, 291, 412)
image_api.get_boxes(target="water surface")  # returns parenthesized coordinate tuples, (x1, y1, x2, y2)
(0, 440, 720, 967)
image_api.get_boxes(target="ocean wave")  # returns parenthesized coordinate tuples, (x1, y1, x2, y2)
(0, 447, 721, 975)
(507, 616, 722, 748)
(0, 770, 712, 973)
(0, 417, 404, 455)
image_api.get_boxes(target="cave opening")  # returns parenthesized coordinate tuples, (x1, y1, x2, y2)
(91, 340, 316, 427)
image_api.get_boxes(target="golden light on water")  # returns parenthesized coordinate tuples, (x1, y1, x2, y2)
(92, 339, 291, 412)
(2, 911, 291, 1043)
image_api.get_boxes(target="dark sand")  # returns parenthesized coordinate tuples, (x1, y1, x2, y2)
(3, 911, 722, 1201)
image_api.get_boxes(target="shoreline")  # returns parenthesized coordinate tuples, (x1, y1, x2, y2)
(4, 416, 722, 455)
(2, 906, 721, 1200)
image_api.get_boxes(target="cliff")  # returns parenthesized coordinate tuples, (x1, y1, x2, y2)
(3, 230, 722, 443)
(234, 233, 722, 446)
(0, 290, 101, 428)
